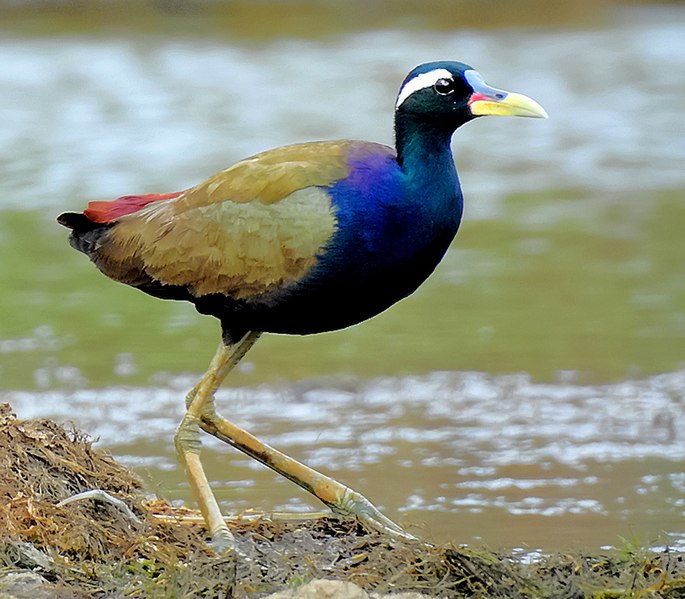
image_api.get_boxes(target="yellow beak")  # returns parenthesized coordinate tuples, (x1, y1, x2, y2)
(469, 91, 548, 119)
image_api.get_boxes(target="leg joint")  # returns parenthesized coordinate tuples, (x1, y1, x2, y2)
(175, 413, 203, 455)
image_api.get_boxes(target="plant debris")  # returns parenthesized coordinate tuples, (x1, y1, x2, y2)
(0, 402, 684, 598)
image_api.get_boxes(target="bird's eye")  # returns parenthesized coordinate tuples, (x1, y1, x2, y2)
(434, 78, 455, 95)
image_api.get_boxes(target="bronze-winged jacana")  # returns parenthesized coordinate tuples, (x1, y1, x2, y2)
(58, 61, 547, 551)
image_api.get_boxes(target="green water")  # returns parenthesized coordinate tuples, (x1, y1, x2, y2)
(1, 186, 683, 390)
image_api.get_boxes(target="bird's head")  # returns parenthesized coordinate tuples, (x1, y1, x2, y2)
(395, 61, 548, 130)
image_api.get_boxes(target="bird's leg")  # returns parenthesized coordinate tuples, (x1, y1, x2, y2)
(199, 409, 413, 540)
(174, 332, 260, 553)
(192, 339, 413, 540)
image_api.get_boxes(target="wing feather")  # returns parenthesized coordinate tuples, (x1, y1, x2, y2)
(91, 141, 385, 299)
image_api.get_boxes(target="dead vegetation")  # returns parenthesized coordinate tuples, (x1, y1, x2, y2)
(0, 402, 684, 598)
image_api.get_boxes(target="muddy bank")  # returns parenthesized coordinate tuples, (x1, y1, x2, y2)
(0, 403, 683, 598)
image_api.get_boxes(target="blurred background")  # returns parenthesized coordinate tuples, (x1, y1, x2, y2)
(0, 0, 684, 552)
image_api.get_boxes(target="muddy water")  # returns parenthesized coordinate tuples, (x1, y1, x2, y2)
(8, 370, 685, 551)
(1, 5, 684, 551)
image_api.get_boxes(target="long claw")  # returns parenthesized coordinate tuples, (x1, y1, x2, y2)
(336, 488, 415, 540)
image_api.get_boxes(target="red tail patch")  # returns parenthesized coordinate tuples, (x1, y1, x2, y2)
(83, 191, 183, 224)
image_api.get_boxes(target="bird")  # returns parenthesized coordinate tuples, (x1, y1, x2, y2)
(57, 61, 547, 552)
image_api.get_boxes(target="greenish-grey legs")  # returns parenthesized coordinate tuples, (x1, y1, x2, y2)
(174, 332, 261, 552)
(174, 332, 413, 553)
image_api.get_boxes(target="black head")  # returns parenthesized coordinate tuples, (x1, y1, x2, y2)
(395, 60, 547, 131)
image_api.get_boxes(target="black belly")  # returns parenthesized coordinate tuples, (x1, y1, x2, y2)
(193, 232, 454, 338)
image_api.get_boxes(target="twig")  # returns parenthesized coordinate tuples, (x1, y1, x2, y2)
(56, 489, 142, 524)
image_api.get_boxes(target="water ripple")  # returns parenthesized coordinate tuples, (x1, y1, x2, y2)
(0, 10, 683, 215)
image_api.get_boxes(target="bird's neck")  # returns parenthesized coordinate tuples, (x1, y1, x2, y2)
(394, 115, 456, 184)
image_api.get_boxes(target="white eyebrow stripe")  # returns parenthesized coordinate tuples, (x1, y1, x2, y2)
(395, 68, 454, 109)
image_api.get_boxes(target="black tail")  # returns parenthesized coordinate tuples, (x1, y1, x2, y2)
(57, 212, 112, 257)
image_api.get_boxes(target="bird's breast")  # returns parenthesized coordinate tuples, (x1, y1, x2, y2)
(251, 161, 463, 333)
(322, 152, 462, 287)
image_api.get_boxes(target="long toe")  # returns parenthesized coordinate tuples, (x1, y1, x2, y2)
(336, 488, 416, 540)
